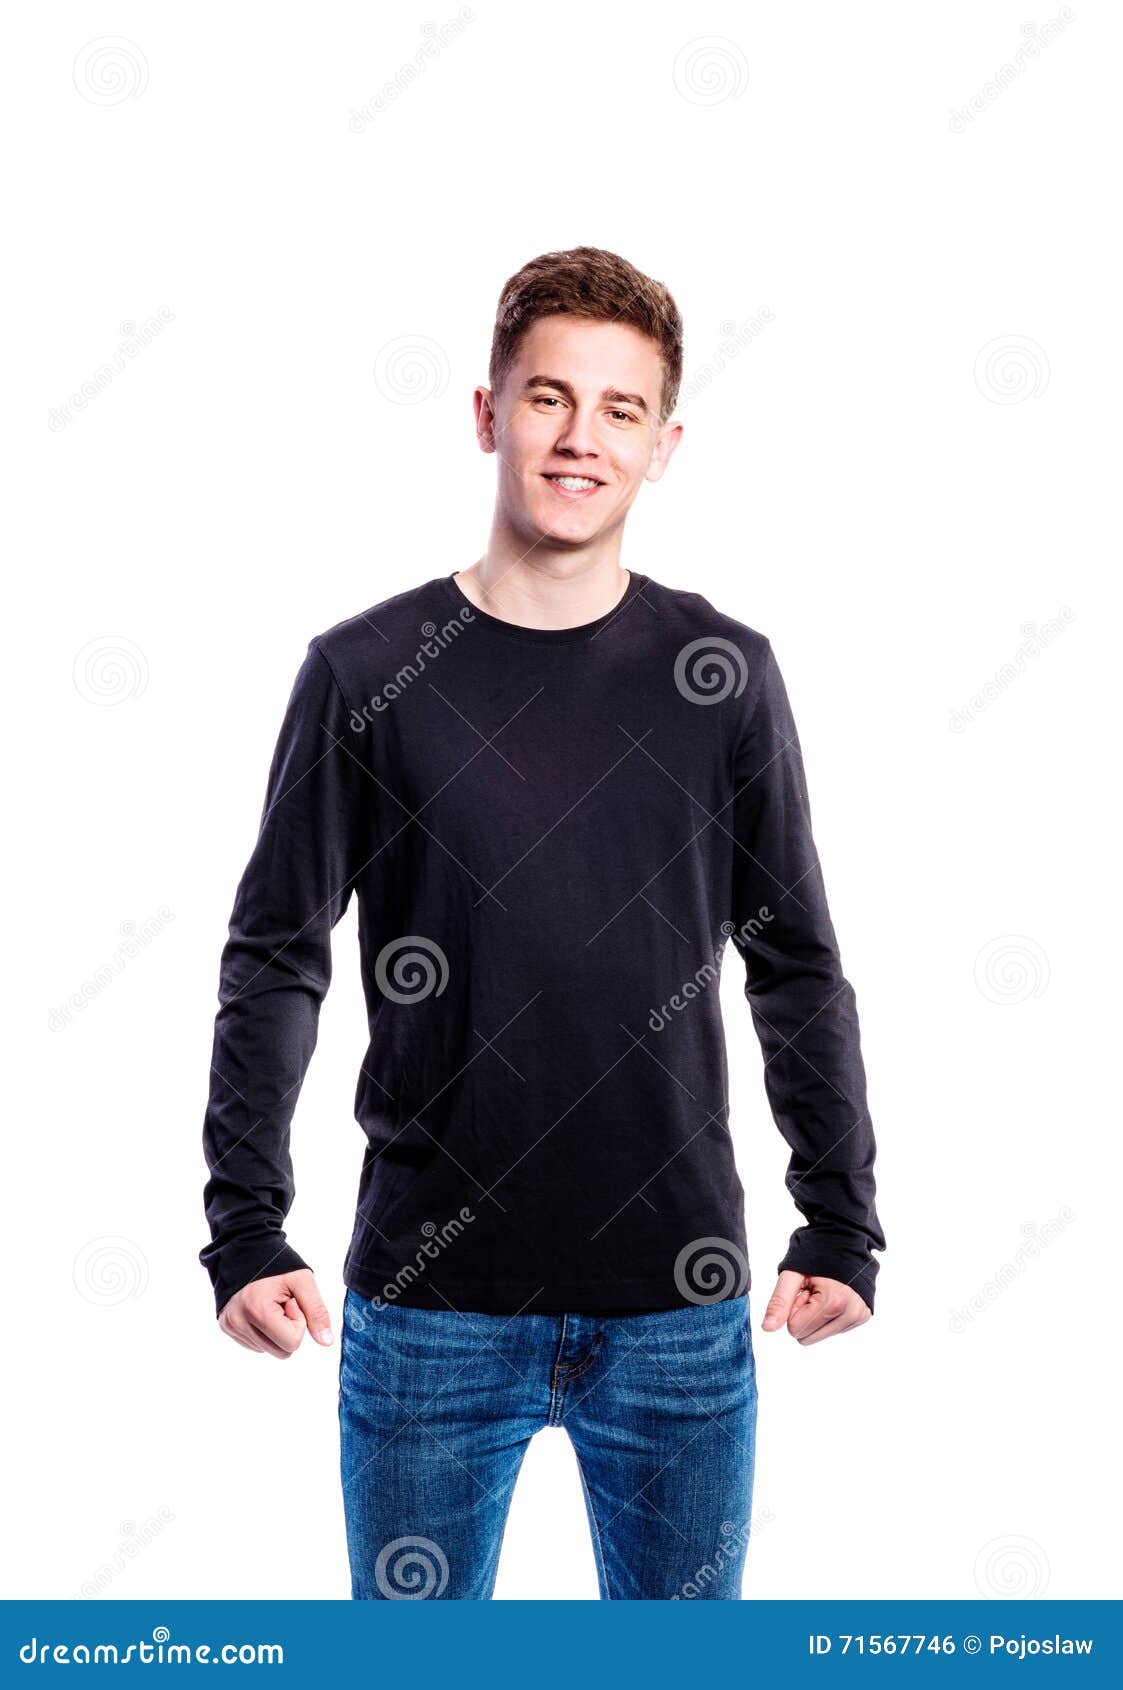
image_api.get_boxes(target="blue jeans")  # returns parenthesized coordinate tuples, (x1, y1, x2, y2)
(338, 1287, 758, 1600)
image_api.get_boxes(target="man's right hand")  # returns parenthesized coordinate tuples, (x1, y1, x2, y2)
(217, 1267, 334, 1359)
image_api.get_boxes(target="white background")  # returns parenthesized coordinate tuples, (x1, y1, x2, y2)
(6, 0, 1119, 1601)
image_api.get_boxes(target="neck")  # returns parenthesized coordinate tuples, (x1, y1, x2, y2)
(456, 518, 631, 630)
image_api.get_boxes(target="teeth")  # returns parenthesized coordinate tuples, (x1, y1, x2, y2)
(549, 476, 598, 490)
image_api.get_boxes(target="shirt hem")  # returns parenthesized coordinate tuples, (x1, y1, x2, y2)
(342, 1259, 751, 1317)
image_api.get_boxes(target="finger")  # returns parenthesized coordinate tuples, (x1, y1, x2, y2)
(238, 1286, 306, 1358)
(761, 1270, 807, 1331)
(242, 1312, 299, 1359)
(789, 1287, 863, 1344)
(217, 1275, 333, 1357)
(793, 1307, 850, 1343)
(230, 1331, 268, 1354)
(221, 1321, 269, 1355)
(787, 1286, 845, 1340)
(795, 1307, 866, 1344)
(281, 1295, 307, 1332)
(287, 1277, 334, 1346)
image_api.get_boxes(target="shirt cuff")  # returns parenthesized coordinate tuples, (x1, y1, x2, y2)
(777, 1231, 879, 1315)
(202, 1237, 312, 1319)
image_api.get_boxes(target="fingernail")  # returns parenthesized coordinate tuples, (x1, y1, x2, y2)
(320, 1328, 334, 1345)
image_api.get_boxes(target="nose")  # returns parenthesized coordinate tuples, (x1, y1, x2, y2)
(554, 404, 601, 462)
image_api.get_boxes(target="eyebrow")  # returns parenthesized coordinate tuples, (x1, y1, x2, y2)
(520, 374, 649, 415)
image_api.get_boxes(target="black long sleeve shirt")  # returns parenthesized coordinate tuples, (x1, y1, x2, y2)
(199, 572, 885, 1317)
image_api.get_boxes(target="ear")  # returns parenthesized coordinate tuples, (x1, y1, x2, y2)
(646, 418, 684, 484)
(473, 385, 499, 454)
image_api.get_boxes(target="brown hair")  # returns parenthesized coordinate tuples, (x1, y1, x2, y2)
(488, 246, 684, 427)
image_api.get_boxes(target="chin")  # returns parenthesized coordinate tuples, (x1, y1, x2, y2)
(537, 498, 605, 532)
(540, 522, 602, 549)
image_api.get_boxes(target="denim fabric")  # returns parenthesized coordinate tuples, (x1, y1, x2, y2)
(338, 1286, 758, 1600)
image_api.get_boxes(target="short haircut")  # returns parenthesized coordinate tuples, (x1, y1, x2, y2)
(488, 246, 684, 427)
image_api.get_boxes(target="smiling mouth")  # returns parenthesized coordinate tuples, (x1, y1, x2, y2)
(542, 474, 604, 498)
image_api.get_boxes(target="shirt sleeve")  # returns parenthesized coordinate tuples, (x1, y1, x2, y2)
(728, 641, 886, 1313)
(198, 639, 369, 1317)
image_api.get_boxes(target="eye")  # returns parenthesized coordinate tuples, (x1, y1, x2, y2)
(532, 394, 564, 408)
(608, 410, 638, 424)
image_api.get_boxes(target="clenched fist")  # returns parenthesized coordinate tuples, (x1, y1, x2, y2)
(761, 1271, 873, 1344)
(218, 1268, 334, 1359)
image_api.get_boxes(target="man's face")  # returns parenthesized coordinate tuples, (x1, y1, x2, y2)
(477, 314, 681, 555)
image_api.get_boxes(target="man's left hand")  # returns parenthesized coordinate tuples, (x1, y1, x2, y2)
(760, 1271, 872, 1343)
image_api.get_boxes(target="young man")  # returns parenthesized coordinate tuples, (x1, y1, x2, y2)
(199, 246, 886, 1601)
